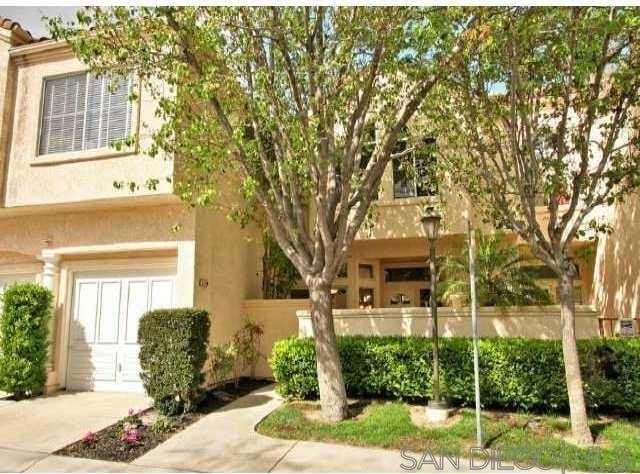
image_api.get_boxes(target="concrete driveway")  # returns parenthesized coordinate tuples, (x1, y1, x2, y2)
(0, 390, 150, 472)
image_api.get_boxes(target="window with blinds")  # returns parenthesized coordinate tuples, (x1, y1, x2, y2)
(38, 72, 132, 156)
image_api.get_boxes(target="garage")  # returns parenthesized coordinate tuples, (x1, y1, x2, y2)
(66, 270, 176, 392)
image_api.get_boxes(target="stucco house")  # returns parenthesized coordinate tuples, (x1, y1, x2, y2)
(0, 19, 264, 393)
(0, 18, 638, 393)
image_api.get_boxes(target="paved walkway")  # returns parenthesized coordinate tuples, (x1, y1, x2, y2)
(0, 391, 151, 473)
(1, 385, 563, 473)
(131, 385, 560, 473)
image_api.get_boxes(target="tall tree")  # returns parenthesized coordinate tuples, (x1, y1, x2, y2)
(50, 7, 476, 421)
(430, 6, 640, 444)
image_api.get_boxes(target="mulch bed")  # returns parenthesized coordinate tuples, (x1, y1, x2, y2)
(54, 378, 270, 463)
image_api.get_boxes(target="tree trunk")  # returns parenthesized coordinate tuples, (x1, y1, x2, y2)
(308, 278, 349, 422)
(558, 272, 593, 446)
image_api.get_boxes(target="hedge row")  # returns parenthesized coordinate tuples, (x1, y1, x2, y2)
(270, 336, 640, 414)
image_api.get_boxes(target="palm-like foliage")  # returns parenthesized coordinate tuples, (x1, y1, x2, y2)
(439, 231, 552, 307)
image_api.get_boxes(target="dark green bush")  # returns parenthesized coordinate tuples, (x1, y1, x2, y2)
(138, 308, 210, 415)
(270, 336, 640, 414)
(0, 283, 53, 397)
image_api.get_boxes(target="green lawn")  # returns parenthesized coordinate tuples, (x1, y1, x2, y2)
(257, 401, 640, 472)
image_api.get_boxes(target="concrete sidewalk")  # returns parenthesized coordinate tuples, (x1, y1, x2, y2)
(133, 385, 559, 473)
(2, 385, 563, 473)
(0, 448, 181, 473)
(0, 391, 151, 473)
(133, 385, 430, 472)
(0, 391, 150, 453)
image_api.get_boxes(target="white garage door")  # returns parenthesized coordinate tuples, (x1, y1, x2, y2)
(66, 271, 176, 392)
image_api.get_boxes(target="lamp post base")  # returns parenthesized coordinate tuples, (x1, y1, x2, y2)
(425, 401, 452, 424)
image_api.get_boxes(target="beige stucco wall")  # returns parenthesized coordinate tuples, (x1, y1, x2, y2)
(356, 165, 481, 241)
(193, 206, 262, 347)
(3, 42, 173, 208)
(0, 39, 268, 391)
(0, 30, 18, 206)
(243, 298, 307, 378)
(592, 193, 640, 319)
(298, 306, 601, 340)
(0, 201, 194, 258)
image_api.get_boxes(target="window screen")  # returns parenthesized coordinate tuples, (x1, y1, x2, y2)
(38, 72, 132, 155)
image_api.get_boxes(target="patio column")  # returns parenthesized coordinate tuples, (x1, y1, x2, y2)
(39, 249, 60, 379)
(40, 249, 60, 293)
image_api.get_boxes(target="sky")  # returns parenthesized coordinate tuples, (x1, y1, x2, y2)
(1, 6, 78, 38)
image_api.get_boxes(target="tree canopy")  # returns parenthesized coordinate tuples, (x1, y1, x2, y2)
(50, 7, 475, 282)
(429, 6, 640, 276)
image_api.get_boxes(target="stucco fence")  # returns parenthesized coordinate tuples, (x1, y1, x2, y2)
(243, 299, 600, 378)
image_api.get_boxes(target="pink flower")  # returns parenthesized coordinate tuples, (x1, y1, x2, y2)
(82, 431, 97, 443)
(121, 427, 141, 444)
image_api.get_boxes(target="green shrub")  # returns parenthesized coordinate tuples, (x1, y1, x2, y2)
(207, 343, 237, 387)
(270, 336, 640, 414)
(138, 308, 210, 415)
(0, 283, 53, 397)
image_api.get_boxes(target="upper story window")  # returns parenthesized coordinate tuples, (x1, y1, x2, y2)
(392, 138, 437, 199)
(384, 266, 429, 282)
(38, 72, 132, 156)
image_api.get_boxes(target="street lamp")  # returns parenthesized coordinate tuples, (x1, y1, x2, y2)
(421, 206, 447, 413)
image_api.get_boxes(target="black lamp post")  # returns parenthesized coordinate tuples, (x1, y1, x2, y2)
(421, 206, 445, 408)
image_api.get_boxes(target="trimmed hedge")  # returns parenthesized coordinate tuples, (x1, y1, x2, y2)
(138, 308, 210, 415)
(270, 336, 640, 414)
(0, 283, 53, 397)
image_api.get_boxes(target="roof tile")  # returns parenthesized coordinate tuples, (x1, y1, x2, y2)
(0, 16, 49, 44)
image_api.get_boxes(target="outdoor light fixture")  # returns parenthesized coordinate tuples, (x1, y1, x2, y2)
(421, 206, 441, 242)
(421, 206, 448, 419)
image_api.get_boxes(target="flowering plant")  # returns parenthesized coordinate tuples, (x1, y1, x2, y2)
(118, 409, 142, 428)
(82, 431, 97, 444)
(117, 408, 144, 445)
(120, 426, 141, 444)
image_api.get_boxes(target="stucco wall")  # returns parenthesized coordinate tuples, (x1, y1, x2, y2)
(355, 166, 481, 241)
(194, 206, 262, 348)
(0, 202, 195, 259)
(4, 44, 173, 207)
(0, 30, 17, 206)
(298, 306, 600, 340)
(593, 194, 640, 319)
(243, 298, 307, 378)
(0, 201, 199, 392)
